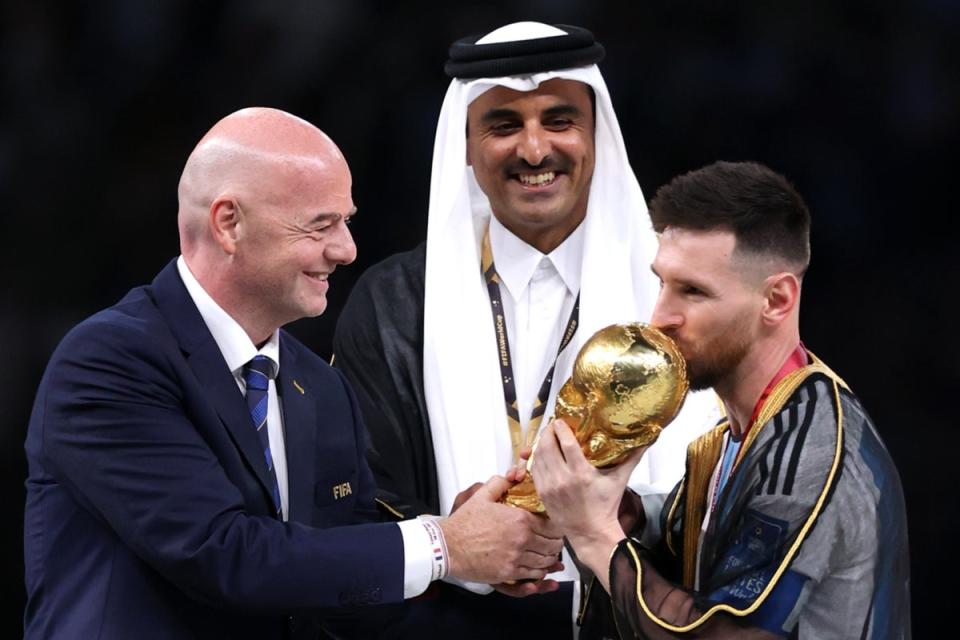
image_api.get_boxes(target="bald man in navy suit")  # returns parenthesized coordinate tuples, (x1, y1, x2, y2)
(23, 108, 562, 639)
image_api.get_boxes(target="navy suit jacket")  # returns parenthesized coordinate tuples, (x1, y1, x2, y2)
(24, 260, 405, 639)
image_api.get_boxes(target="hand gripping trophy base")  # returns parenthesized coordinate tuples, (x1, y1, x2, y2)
(501, 323, 689, 516)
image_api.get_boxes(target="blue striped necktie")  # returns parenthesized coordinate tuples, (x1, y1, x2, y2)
(242, 355, 282, 518)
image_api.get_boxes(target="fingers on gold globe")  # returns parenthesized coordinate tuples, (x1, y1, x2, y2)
(502, 323, 689, 515)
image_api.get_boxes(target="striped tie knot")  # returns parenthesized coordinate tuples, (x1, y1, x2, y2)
(243, 355, 273, 392)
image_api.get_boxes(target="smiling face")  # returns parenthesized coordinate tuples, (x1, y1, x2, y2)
(234, 155, 357, 329)
(178, 108, 360, 344)
(650, 227, 764, 391)
(466, 78, 595, 253)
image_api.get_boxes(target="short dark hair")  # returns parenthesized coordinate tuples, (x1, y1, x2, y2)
(649, 161, 811, 271)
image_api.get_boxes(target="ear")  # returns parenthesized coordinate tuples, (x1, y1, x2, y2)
(762, 272, 800, 326)
(209, 196, 242, 255)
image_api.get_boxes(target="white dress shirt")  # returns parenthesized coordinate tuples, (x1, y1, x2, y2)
(176, 257, 433, 598)
(488, 214, 584, 470)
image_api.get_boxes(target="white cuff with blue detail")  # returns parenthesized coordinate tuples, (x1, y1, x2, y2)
(397, 516, 449, 598)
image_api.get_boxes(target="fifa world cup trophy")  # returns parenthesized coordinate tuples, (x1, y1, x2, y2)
(503, 323, 689, 514)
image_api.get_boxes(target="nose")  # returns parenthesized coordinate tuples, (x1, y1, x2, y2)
(517, 123, 550, 167)
(326, 221, 357, 266)
(650, 290, 682, 333)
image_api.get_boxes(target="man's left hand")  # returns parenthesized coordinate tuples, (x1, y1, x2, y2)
(530, 419, 647, 586)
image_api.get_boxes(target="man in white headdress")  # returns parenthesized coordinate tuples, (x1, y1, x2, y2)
(334, 21, 718, 637)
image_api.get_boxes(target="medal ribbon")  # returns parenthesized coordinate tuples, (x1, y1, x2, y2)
(481, 227, 580, 462)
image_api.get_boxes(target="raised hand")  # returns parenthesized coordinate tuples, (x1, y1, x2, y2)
(531, 419, 647, 587)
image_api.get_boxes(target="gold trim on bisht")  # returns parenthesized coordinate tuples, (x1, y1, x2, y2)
(665, 393, 725, 567)
(628, 354, 847, 633)
(576, 575, 596, 627)
(733, 353, 847, 471)
(679, 423, 728, 588)
(663, 476, 687, 558)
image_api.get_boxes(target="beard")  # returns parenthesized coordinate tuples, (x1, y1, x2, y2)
(669, 316, 753, 392)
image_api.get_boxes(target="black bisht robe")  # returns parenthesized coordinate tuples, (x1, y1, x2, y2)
(333, 243, 439, 518)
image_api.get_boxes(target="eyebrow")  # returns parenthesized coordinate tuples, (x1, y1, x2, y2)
(651, 264, 713, 292)
(478, 108, 519, 123)
(543, 104, 584, 118)
(305, 206, 357, 226)
(478, 103, 584, 124)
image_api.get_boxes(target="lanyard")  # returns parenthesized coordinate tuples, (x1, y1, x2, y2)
(481, 227, 580, 462)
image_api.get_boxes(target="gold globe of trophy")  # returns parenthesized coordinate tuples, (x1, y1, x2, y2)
(503, 322, 690, 515)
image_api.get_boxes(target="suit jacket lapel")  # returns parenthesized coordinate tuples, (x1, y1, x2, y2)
(188, 339, 280, 504)
(150, 260, 280, 511)
(277, 337, 317, 524)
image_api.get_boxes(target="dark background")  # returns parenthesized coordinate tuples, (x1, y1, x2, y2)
(3, 1, 957, 636)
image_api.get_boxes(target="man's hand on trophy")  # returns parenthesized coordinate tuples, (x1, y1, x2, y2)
(506, 448, 534, 483)
(486, 452, 565, 597)
(440, 475, 565, 586)
(531, 419, 647, 586)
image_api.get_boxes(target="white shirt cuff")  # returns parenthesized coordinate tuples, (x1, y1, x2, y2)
(397, 517, 449, 598)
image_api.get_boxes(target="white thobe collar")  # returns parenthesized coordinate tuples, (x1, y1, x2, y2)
(488, 213, 584, 302)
